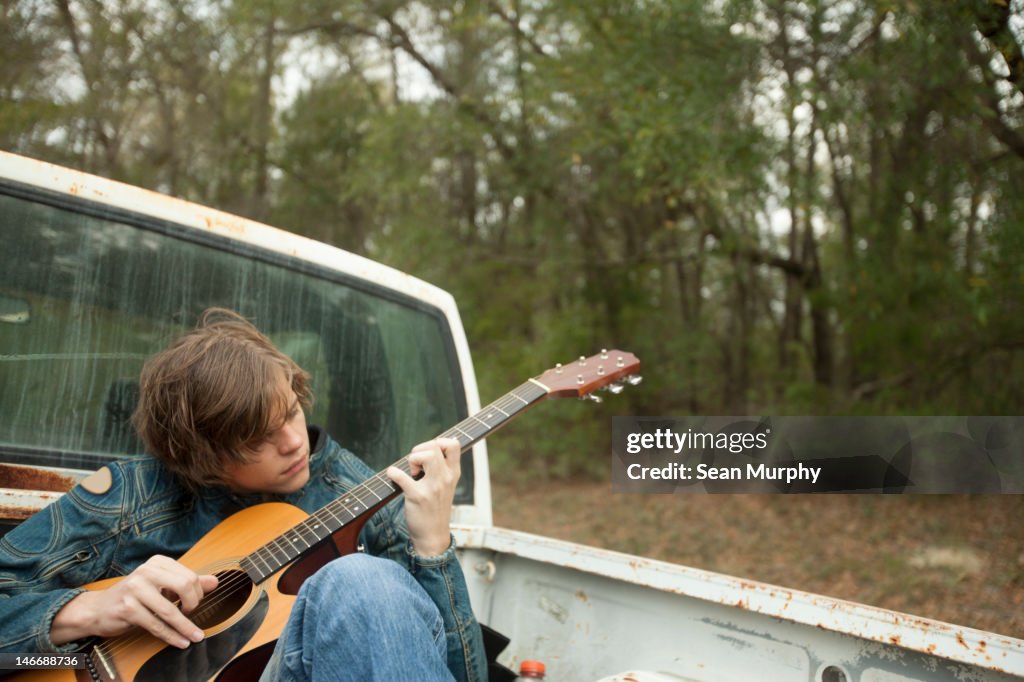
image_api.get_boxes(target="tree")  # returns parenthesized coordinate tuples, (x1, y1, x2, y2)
(3, 0, 1022, 477)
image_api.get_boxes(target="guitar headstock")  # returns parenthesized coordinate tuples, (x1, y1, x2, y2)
(534, 349, 641, 401)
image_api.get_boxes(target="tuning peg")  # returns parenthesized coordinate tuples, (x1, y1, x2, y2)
(604, 383, 625, 394)
(581, 393, 603, 403)
(626, 375, 643, 386)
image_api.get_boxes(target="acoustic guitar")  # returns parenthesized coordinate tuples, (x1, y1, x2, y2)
(12, 350, 640, 681)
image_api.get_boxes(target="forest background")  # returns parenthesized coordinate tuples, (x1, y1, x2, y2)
(2, 0, 1022, 636)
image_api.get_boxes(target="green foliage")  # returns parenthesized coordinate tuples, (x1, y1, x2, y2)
(4, 0, 1023, 478)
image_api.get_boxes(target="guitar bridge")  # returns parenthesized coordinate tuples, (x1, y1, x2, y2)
(83, 646, 119, 681)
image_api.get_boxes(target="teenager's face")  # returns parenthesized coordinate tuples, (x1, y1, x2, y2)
(222, 377, 310, 495)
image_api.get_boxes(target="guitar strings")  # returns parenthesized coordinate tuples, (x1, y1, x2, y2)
(93, 388, 541, 663)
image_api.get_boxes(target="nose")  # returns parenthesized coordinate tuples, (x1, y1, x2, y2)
(275, 421, 303, 455)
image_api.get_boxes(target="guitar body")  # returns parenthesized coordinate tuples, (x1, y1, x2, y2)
(12, 501, 366, 682)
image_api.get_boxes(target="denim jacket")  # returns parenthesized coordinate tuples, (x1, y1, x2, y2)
(0, 426, 486, 682)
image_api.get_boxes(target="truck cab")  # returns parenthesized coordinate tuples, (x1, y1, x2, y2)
(1, 152, 1022, 681)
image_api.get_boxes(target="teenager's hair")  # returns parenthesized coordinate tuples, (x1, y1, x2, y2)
(132, 308, 312, 493)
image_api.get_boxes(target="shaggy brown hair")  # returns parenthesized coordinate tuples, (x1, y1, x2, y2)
(132, 308, 312, 493)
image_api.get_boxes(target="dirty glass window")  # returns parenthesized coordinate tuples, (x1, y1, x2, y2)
(0, 189, 471, 502)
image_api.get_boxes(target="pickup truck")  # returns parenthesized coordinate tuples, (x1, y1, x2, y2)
(1, 151, 1022, 682)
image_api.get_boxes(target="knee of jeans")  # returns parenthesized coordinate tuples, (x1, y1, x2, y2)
(305, 553, 443, 631)
(320, 552, 402, 582)
(305, 553, 408, 605)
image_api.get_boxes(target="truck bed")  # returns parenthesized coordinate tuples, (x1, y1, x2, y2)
(453, 525, 1024, 682)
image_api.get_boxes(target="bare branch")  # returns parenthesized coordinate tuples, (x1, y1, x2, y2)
(486, 0, 550, 60)
(961, 32, 1024, 161)
(379, 13, 517, 161)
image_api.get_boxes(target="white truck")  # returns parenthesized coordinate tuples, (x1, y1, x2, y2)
(0, 152, 1021, 681)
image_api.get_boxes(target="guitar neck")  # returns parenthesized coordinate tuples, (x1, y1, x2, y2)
(240, 379, 549, 582)
(437, 378, 549, 450)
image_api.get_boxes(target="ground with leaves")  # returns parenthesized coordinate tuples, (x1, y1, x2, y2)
(493, 480, 1024, 638)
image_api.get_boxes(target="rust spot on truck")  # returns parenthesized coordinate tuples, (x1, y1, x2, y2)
(0, 504, 37, 521)
(0, 463, 76, 492)
(956, 632, 969, 649)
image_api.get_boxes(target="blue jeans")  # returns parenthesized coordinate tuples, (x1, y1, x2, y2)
(259, 554, 455, 682)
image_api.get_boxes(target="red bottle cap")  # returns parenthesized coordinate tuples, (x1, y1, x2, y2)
(520, 660, 546, 676)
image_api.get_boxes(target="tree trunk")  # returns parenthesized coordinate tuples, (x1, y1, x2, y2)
(252, 16, 276, 222)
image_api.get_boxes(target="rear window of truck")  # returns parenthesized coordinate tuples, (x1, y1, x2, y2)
(0, 182, 471, 502)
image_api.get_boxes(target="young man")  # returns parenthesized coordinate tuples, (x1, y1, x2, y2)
(0, 309, 487, 681)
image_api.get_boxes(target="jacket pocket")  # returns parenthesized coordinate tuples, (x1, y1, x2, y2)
(39, 547, 97, 586)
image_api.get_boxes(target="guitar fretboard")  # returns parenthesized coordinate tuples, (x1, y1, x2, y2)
(239, 379, 548, 582)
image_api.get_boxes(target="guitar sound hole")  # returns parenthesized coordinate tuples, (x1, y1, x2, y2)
(190, 569, 253, 630)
